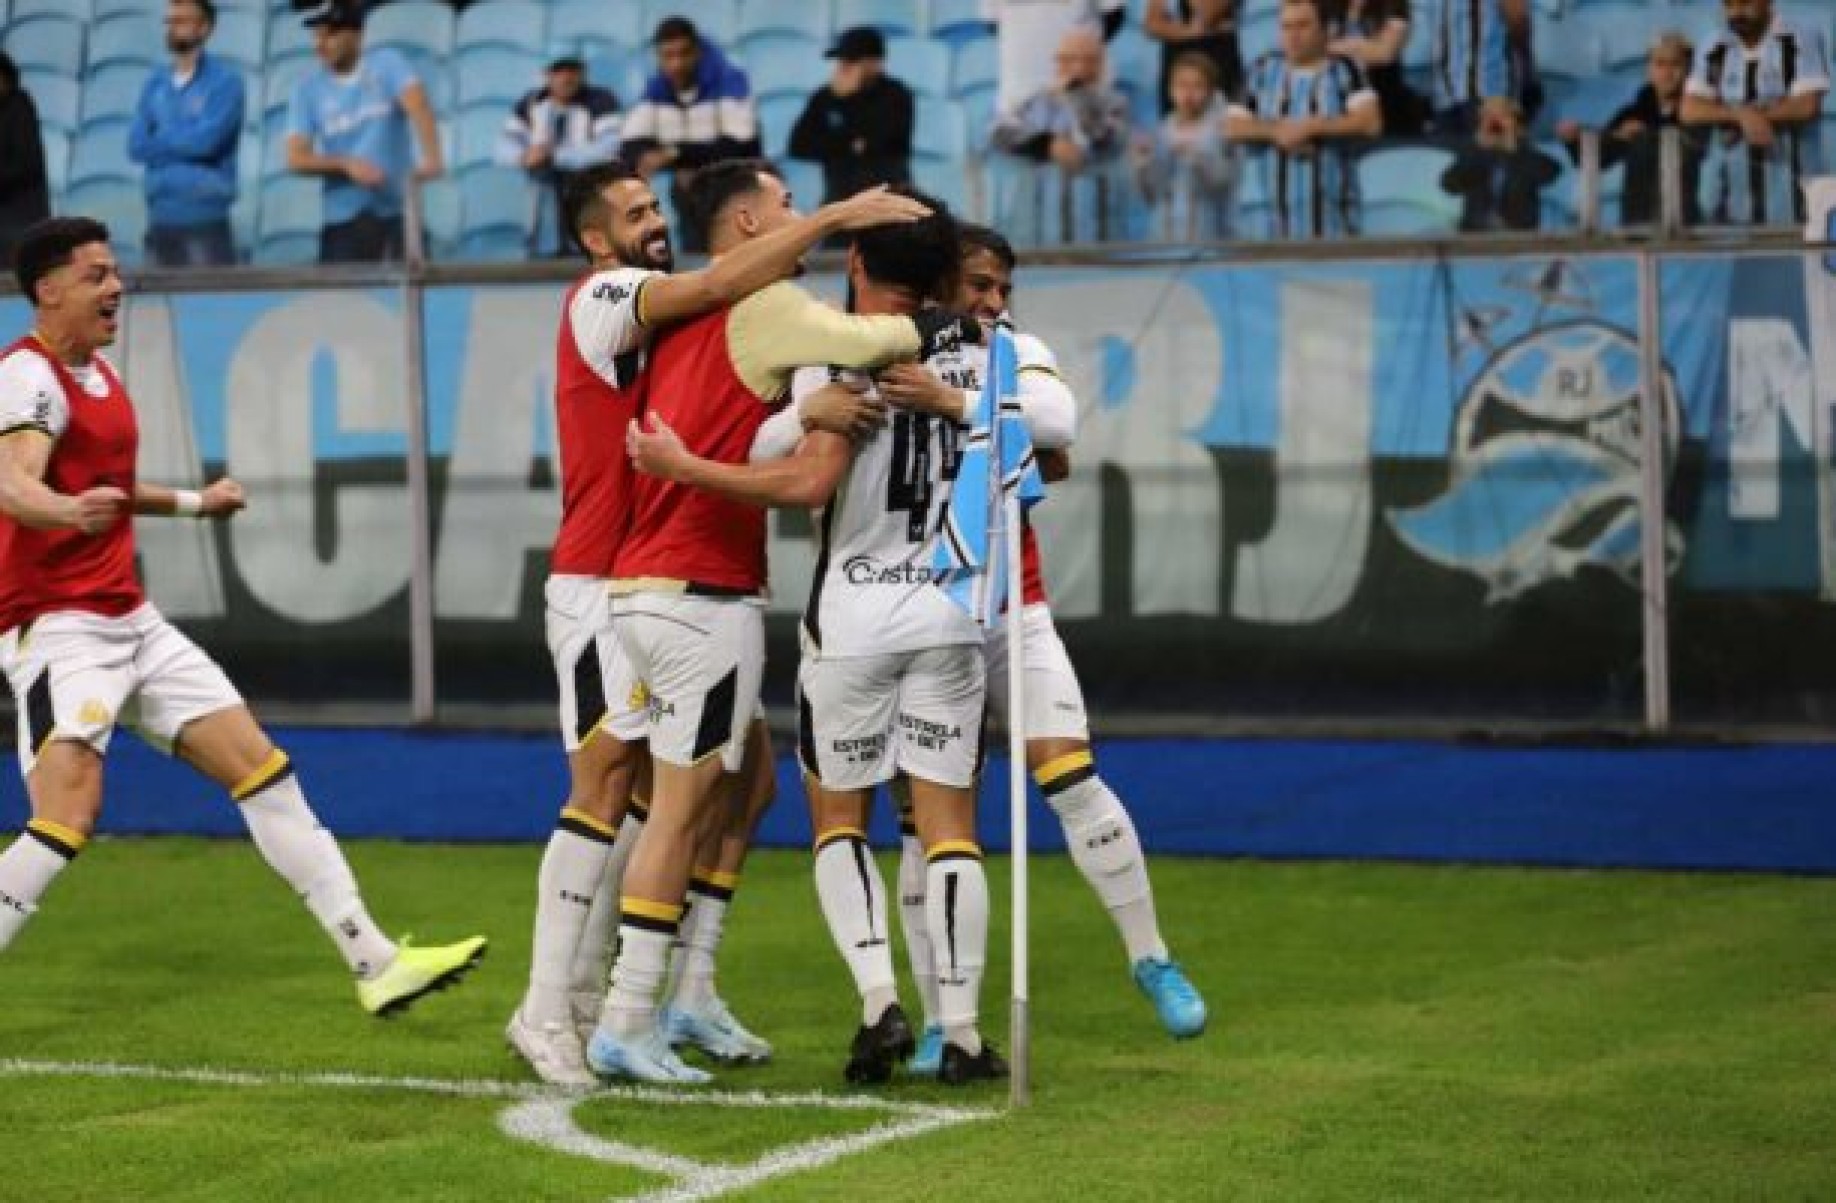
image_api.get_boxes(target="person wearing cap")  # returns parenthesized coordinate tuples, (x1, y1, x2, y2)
(497, 48, 622, 256)
(285, 0, 445, 263)
(788, 27, 914, 207)
(127, 0, 247, 267)
(619, 17, 761, 254)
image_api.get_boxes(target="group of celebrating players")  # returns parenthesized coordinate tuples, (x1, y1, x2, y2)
(0, 157, 1206, 1090)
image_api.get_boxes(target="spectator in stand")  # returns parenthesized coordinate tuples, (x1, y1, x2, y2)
(620, 16, 761, 254)
(1227, 0, 1382, 239)
(1440, 95, 1561, 230)
(984, 0, 1126, 117)
(788, 27, 914, 207)
(0, 53, 50, 269)
(1326, 0, 1427, 136)
(992, 26, 1132, 175)
(1681, 0, 1829, 226)
(1144, 0, 1243, 108)
(1557, 32, 1701, 227)
(1428, 0, 1527, 135)
(286, 0, 445, 263)
(128, 0, 246, 268)
(1132, 51, 1234, 236)
(497, 46, 622, 257)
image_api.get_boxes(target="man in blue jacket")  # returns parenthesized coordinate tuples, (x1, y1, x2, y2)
(127, 0, 245, 267)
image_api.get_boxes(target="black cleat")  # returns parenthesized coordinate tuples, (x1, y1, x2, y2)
(938, 1039, 1009, 1085)
(844, 1002, 915, 1084)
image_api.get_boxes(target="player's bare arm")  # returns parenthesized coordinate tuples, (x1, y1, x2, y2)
(642, 188, 932, 327)
(753, 379, 887, 462)
(131, 477, 247, 519)
(0, 428, 126, 533)
(628, 411, 852, 509)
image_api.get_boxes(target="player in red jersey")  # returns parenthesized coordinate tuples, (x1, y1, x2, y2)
(884, 226, 1208, 1068)
(585, 160, 981, 1083)
(509, 162, 926, 1084)
(0, 218, 486, 1014)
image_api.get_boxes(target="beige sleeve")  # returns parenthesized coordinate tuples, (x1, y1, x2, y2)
(726, 282, 922, 401)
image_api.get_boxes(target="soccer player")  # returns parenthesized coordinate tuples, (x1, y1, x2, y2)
(587, 161, 980, 1084)
(881, 225, 1207, 1073)
(509, 162, 932, 1085)
(628, 193, 1008, 1086)
(0, 217, 485, 1013)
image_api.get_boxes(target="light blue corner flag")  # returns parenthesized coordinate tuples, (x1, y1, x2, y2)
(931, 324, 1047, 626)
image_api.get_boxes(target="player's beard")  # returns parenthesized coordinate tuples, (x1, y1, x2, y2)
(623, 230, 673, 273)
(167, 33, 203, 53)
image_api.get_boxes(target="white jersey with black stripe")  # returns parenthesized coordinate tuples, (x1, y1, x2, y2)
(793, 347, 987, 660)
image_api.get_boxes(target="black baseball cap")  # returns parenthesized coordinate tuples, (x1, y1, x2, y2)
(300, 0, 364, 30)
(825, 27, 886, 62)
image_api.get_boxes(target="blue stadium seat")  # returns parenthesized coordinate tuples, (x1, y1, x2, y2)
(1360, 199, 1455, 237)
(959, 84, 996, 148)
(263, 54, 317, 119)
(454, 46, 546, 108)
(951, 34, 997, 97)
(914, 98, 968, 160)
(929, 0, 989, 43)
(266, 11, 314, 62)
(1239, 12, 1279, 63)
(368, 0, 456, 60)
(255, 176, 323, 266)
(10, 0, 90, 21)
(643, 0, 740, 47)
(913, 157, 969, 214)
(455, 104, 508, 169)
(736, 0, 831, 45)
(833, 0, 922, 38)
(585, 46, 637, 98)
(70, 118, 137, 186)
(210, 10, 266, 70)
(457, 165, 534, 261)
(88, 15, 164, 71)
(1536, 17, 1605, 81)
(745, 36, 823, 102)
(63, 178, 146, 265)
(551, 0, 634, 54)
(885, 36, 951, 100)
(1580, 3, 1669, 71)
(230, 193, 256, 263)
(456, 1, 548, 53)
(20, 70, 80, 134)
(1557, 72, 1637, 130)
(757, 93, 803, 156)
(94, 0, 159, 18)
(390, 48, 454, 109)
(260, 122, 291, 177)
(419, 176, 462, 258)
(4, 17, 85, 76)
(237, 129, 260, 194)
(777, 159, 823, 208)
(81, 63, 148, 127)
(1357, 145, 1459, 223)
(737, 28, 825, 71)
(42, 127, 70, 197)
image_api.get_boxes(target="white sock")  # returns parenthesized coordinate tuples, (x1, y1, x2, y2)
(896, 830, 941, 1029)
(667, 871, 733, 1012)
(813, 831, 898, 1024)
(0, 820, 83, 951)
(1039, 754, 1169, 965)
(522, 810, 616, 1028)
(568, 803, 645, 999)
(925, 845, 989, 1055)
(601, 904, 677, 1037)
(237, 758, 397, 980)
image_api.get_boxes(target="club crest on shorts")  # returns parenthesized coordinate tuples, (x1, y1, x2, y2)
(77, 700, 111, 727)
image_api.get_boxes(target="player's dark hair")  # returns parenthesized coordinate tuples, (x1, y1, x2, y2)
(686, 158, 780, 248)
(177, 0, 218, 23)
(653, 16, 699, 47)
(561, 160, 643, 256)
(13, 217, 112, 304)
(958, 223, 1016, 274)
(852, 186, 961, 304)
(0, 51, 19, 96)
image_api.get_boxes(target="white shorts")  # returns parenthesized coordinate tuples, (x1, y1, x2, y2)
(0, 604, 243, 777)
(612, 593, 764, 772)
(546, 575, 646, 750)
(984, 604, 1090, 743)
(798, 644, 986, 791)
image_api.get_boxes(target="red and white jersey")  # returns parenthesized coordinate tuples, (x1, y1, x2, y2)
(612, 304, 772, 595)
(0, 335, 143, 632)
(1012, 331, 1074, 608)
(550, 266, 661, 578)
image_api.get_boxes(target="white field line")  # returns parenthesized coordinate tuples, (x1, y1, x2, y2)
(0, 1058, 1000, 1203)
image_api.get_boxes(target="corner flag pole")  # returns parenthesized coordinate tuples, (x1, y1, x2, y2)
(1004, 486, 1031, 1108)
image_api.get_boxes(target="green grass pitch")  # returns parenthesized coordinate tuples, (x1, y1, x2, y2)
(1, 839, 1832, 1201)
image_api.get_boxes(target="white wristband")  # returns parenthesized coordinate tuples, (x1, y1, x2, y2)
(173, 489, 204, 518)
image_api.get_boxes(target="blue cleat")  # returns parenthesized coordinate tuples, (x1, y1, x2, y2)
(908, 1024, 945, 1077)
(1132, 957, 1208, 1039)
(662, 997, 773, 1064)
(587, 1024, 712, 1084)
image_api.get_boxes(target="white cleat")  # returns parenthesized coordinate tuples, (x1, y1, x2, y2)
(662, 996, 773, 1064)
(587, 1023, 713, 1084)
(506, 1008, 599, 1088)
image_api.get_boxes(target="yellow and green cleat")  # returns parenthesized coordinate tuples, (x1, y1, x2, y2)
(358, 936, 489, 1017)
